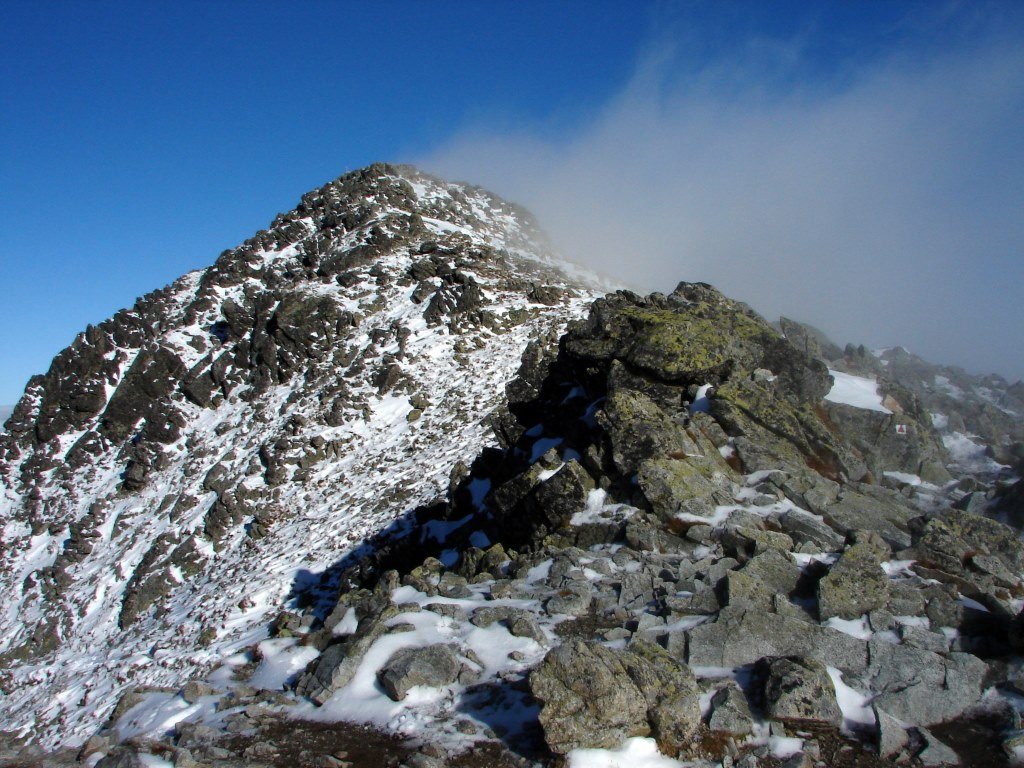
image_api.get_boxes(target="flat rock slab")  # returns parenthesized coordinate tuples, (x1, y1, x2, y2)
(686, 607, 868, 673)
(866, 641, 986, 726)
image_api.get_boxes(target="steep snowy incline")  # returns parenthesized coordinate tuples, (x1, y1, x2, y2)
(0, 164, 606, 746)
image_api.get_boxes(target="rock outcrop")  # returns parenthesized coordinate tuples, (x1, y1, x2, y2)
(261, 281, 1019, 765)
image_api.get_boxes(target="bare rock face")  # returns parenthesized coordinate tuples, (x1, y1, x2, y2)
(866, 641, 987, 726)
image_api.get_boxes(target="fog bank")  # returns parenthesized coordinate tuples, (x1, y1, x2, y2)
(420, 32, 1024, 381)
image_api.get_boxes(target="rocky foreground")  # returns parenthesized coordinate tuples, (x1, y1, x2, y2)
(7, 282, 1018, 768)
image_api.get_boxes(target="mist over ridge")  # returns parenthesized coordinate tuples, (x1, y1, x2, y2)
(419, 26, 1024, 383)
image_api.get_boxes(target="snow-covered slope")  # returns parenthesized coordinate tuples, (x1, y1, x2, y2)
(0, 164, 607, 746)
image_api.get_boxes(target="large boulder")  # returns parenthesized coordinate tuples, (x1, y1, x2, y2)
(865, 640, 986, 726)
(910, 509, 1024, 577)
(598, 388, 697, 475)
(722, 549, 801, 610)
(823, 488, 916, 549)
(706, 680, 755, 736)
(636, 456, 732, 521)
(686, 606, 867, 674)
(817, 540, 890, 621)
(778, 507, 845, 551)
(377, 644, 465, 701)
(763, 656, 842, 727)
(529, 639, 701, 754)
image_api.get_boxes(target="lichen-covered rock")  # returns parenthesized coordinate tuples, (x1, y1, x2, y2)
(470, 606, 547, 644)
(718, 525, 795, 558)
(824, 488, 916, 549)
(636, 456, 731, 521)
(721, 549, 801, 610)
(910, 509, 1024, 578)
(762, 656, 842, 726)
(778, 507, 845, 551)
(706, 680, 755, 735)
(817, 540, 890, 621)
(529, 641, 648, 753)
(686, 606, 867, 673)
(529, 639, 701, 754)
(545, 585, 592, 617)
(598, 388, 697, 476)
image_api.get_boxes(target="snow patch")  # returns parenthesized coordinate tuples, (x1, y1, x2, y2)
(827, 666, 877, 729)
(689, 384, 713, 414)
(825, 615, 873, 640)
(825, 370, 892, 413)
(248, 638, 321, 690)
(567, 737, 687, 768)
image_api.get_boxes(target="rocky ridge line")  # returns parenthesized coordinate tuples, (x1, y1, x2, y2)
(81, 281, 1024, 768)
(0, 164, 605, 746)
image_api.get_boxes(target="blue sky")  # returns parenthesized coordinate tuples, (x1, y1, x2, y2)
(2, 1, 1023, 404)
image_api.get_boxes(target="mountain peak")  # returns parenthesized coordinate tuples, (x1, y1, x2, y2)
(213, 163, 553, 278)
(0, 167, 604, 745)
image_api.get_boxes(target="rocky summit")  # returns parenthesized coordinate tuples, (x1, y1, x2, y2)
(1, 167, 1023, 768)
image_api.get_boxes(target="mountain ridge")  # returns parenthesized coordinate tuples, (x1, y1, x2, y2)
(0, 166, 1022, 768)
(0, 164, 605, 745)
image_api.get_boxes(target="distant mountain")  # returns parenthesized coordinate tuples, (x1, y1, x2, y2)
(1, 166, 1022, 768)
(0, 405, 12, 427)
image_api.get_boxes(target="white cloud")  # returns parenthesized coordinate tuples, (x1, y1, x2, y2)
(419, 29, 1024, 381)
